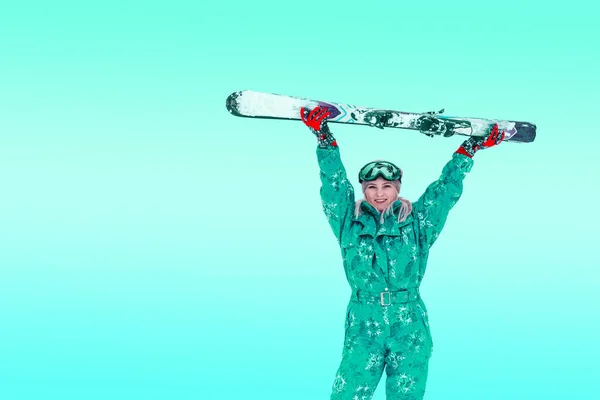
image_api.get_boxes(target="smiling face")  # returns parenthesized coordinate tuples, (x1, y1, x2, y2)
(363, 177, 399, 212)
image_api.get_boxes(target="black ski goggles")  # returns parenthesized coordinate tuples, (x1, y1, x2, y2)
(358, 161, 402, 183)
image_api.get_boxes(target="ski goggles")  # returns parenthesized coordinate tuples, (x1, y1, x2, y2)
(358, 160, 402, 183)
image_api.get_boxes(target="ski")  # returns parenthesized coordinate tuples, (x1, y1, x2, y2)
(225, 90, 536, 143)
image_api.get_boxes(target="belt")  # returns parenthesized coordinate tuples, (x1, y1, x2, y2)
(353, 287, 420, 306)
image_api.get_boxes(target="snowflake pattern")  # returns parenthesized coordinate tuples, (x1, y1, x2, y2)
(365, 353, 385, 371)
(333, 374, 347, 393)
(389, 267, 397, 279)
(416, 211, 433, 230)
(363, 272, 379, 289)
(365, 319, 383, 338)
(406, 331, 426, 353)
(357, 241, 374, 261)
(323, 201, 339, 220)
(344, 334, 359, 354)
(352, 385, 374, 400)
(387, 352, 407, 370)
(396, 373, 417, 394)
(395, 306, 414, 326)
(409, 245, 418, 261)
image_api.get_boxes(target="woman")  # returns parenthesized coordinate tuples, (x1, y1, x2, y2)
(300, 106, 504, 400)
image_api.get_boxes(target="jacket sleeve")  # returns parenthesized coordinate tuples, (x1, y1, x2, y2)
(316, 146, 356, 243)
(413, 152, 474, 248)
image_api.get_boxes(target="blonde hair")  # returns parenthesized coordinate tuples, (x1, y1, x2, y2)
(355, 179, 412, 223)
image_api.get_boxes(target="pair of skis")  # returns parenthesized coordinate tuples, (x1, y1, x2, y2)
(225, 90, 536, 143)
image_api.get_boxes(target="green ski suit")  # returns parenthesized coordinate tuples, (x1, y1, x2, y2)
(317, 146, 474, 400)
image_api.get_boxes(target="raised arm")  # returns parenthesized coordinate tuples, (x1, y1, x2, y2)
(301, 107, 355, 243)
(414, 124, 505, 248)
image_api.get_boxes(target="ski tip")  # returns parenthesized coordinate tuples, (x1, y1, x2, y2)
(225, 91, 243, 116)
(509, 122, 536, 143)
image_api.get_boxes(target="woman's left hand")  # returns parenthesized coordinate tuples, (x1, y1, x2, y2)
(456, 124, 505, 158)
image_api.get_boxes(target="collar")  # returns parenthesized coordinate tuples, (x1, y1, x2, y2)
(352, 200, 413, 237)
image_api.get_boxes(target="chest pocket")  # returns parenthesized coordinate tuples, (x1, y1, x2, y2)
(342, 234, 377, 271)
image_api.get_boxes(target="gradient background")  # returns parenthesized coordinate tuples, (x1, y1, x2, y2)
(1, 0, 599, 399)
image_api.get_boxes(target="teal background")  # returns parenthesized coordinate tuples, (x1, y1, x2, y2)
(1, 0, 598, 399)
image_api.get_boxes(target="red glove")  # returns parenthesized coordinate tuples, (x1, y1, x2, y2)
(456, 124, 505, 158)
(300, 106, 337, 148)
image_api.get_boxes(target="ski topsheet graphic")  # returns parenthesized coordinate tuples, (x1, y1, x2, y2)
(226, 90, 536, 143)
